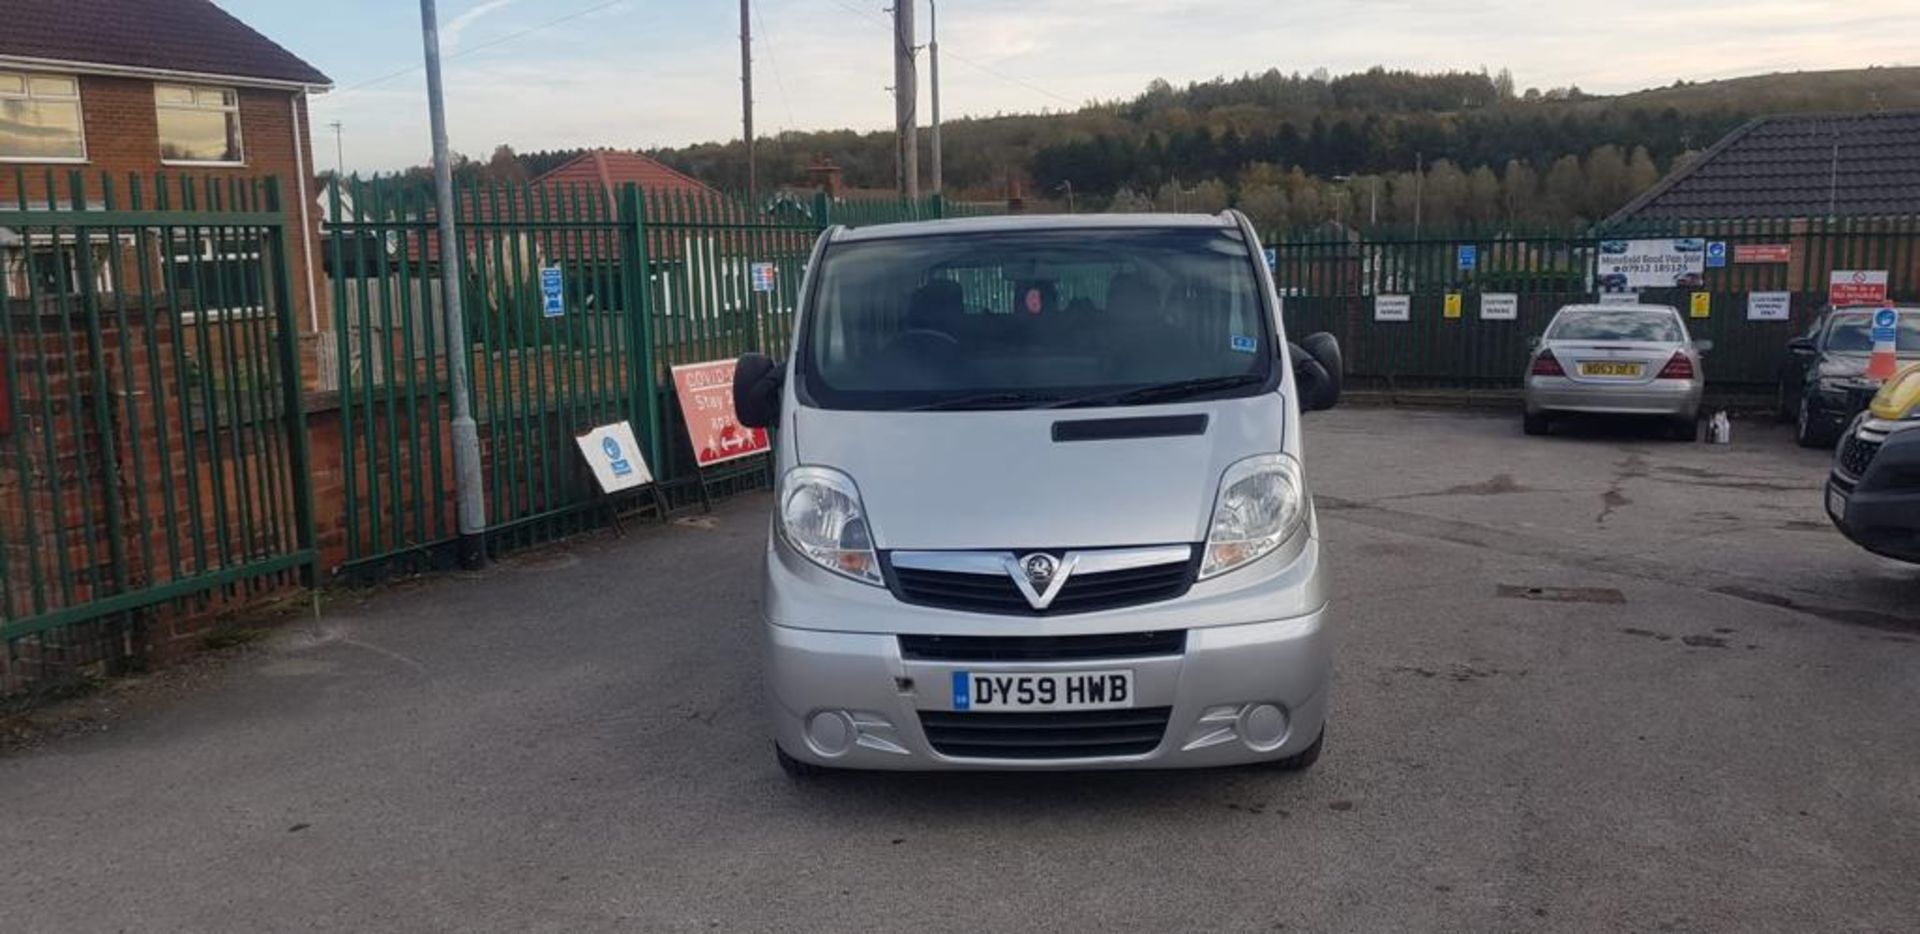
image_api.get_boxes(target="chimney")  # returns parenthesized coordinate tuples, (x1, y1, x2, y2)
(807, 154, 843, 198)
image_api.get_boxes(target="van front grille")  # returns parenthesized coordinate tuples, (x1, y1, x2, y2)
(1839, 434, 1881, 478)
(886, 550, 1197, 616)
(899, 631, 1186, 662)
(919, 708, 1171, 759)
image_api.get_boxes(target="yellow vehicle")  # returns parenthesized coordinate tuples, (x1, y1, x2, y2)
(1827, 363, 1920, 563)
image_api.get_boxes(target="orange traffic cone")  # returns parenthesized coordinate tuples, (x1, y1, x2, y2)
(1866, 307, 1900, 381)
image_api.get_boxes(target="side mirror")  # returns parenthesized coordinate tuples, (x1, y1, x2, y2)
(732, 352, 784, 430)
(1694, 339, 1715, 354)
(1527, 334, 1542, 350)
(1786, 336, 1817, 356)
(1290, 332, 1342, 413)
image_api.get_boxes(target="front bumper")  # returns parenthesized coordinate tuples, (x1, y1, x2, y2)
(1524, 376, 1701, 418)
(765, 606, 1331, 771)
(1828, 419, 1920, 563)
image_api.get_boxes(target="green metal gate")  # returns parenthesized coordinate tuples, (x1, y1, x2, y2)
(1, 170, 316, 680)
(327, 178, 975, 572)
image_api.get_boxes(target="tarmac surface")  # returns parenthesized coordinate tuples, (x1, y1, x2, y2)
(3, 407, 1916, 932)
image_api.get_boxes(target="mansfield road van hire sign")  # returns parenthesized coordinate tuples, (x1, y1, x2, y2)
(1596, 239, 1707, 290)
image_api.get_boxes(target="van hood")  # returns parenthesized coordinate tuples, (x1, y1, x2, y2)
(791, 396, 1287, 550)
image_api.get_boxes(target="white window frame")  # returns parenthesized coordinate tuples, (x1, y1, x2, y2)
(0, 71, 88, 164)
(169, 229, 267, 321)
(155, 83, 245, 167)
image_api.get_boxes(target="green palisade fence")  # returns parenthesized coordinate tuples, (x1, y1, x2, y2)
(327, 179, 974, 574)
(0, 169, 315, 684)
(1266, 216, 1920, 394)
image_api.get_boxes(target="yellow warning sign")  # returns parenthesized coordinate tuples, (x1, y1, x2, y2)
(1444, 292, 1463, 319)
(1689, 292, 1711, 318)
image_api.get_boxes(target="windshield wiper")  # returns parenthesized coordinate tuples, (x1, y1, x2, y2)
(909, 391, 1062, 412)
(1050, 373, 1266, 409)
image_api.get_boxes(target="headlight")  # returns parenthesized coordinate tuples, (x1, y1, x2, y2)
(778, 466, 882, 585)
(1199, 453, 1307, 580)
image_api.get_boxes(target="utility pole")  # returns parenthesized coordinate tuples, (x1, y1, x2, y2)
(928, 0, 942, 197)
(418, 0, 486, 568)
(1369, 176, 1379, 226)
(1413, 152, 1424, 240)
(892, 1, 918, 200)
(328, 120, 344, 177)
(740, 0, 755, 204)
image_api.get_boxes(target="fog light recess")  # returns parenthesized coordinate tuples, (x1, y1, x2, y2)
(1238, 703, 1290, 752)
(805, 710, 856, 757)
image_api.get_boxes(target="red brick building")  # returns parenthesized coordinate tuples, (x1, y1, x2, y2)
(0, 0, 332, 329)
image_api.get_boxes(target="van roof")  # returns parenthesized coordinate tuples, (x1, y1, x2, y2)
(829, 212, 1238, 243)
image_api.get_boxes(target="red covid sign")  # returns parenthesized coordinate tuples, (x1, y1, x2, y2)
(671, 359, 771, 468)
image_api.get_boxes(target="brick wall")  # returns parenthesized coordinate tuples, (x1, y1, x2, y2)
(0, 73, 328, 332)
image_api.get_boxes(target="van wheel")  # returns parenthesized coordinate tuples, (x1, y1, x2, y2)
(1522, 412, 1550, 436)
(1266, 726, 1325, 772)
(776, 742, 823, 779)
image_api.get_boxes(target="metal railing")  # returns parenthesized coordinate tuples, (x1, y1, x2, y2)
(1266, 216, 1920, 392)
(326, 179, 973, 572)
(1, 169, 315, 687)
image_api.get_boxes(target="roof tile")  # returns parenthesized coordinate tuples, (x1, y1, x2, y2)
(0, 0, 328, 86)
(1610, 111, 1920, 223)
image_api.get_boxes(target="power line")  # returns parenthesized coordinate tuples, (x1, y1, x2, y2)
(329, 0, 632, 98)
(822, 0, 1076, 107)
(752, 0, 798, 130)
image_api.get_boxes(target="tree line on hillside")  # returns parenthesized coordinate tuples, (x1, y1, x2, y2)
(362, 66, 1907, 231)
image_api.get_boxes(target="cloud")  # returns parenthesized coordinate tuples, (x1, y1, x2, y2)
(310, 0, 1914, 171)
(444, 0, 515, 52)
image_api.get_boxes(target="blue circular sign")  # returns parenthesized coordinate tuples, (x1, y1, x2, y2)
(1875, 308, 1898, 329)
(601, 437, 623, 459)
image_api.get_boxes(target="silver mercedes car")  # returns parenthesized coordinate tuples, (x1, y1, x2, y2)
(729, 213, 1342, 774)
(1523, 303, 1709, 440)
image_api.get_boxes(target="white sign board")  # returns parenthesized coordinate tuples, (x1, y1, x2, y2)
(1598, 291, 1642, 305)
(575, 422, 653, 494)
(1747, 291, 1792, 322)
(1480, 292, 1519, 321)
(1596, 238, 1707, 290)
(1374, 294, 1411, 322)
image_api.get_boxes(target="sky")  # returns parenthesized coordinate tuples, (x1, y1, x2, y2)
(211, 0, 1914, 174)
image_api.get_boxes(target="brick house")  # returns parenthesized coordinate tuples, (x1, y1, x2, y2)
(0, 0, 332, 330)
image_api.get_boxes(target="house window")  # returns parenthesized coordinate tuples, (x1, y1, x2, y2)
(156, 85, 243, 164)
(170, 233, 266, 319)
(0, 72, 86, 161)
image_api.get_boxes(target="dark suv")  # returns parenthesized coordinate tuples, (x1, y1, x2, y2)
(1780, 305, 1919, 447)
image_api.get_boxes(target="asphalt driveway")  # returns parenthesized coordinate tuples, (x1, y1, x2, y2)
(2, 408, 1915, 932)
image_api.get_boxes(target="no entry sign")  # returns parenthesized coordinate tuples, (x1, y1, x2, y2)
(671, 359, 771, 468)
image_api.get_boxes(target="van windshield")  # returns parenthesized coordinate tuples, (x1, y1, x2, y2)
(797, 227, 1274, 411)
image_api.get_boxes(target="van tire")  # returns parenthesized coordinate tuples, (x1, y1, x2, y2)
(775, 742, 823, 779)
(1266, 726, 1325, 772)
(1522, 412, 1550, 436)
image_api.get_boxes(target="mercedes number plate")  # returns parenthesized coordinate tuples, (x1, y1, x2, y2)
(951, 670, 1134, 712)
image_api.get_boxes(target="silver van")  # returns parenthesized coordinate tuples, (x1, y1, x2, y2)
(731, 213, 1342, 774)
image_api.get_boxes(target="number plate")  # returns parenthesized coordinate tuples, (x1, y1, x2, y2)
(951, 670, 1134, 712)
(1827, 485, 1849, 522)
(1578, 361, 1643, 377)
